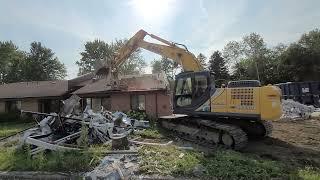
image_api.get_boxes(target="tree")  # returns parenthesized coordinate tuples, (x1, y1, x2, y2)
(274, 29, 320, 82)
(150, 56, 180, 79)
(223, 33, 270, 83)
(208, 51, 229, 86)
(0, 41, 26, 83)
(76, 39, 146, 76)
(24, 42, 66, 81)
(151, 59, 162, 74)
(76, 40, 109, 75)
(196, 53, 207, 69)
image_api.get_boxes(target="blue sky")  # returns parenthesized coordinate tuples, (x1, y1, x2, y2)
(0, 0, 319, 79)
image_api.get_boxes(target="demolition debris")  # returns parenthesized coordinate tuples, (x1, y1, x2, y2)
(19, 95, 150, 154)
(281, 99, 316, 120)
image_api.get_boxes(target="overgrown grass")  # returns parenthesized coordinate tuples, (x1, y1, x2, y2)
(134, 129, 164, 139)
(139, 145, 286, 179)
(297, 167, 320, 180)
(202, 150, 284, 179)
(0, 122, 35, 138)
(0, 145, 102, 172)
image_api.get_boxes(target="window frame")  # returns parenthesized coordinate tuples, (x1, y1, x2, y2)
(130, 94, 146, 111)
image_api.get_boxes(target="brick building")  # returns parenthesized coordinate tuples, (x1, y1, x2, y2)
(73, 73, 172, 117)
(0, 73, 172, 118)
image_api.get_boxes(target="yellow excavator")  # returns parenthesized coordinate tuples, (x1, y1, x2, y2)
(107, 29, 282, 150)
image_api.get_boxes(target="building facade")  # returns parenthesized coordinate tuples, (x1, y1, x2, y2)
(0, 73, 172, 118)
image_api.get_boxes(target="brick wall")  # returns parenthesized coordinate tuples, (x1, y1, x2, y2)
(110, 94, 131, 112)
(21, 99, 39, 112)
(145, 94, 157, 118)
(0, 101, 5, 113)
(156, 93, 172, 116)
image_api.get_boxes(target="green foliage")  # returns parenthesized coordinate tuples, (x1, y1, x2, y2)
(0, 41, 66, 83)
(151, 56, 180, 80)
(0, 112, 34, 123)
(203, 150, 284, 179)
(24, 42, 67, 81)
(138, 145, 201, 176)
(126, 110, 148, 120)
(0, 41, 26, 83)
(139, 146, 285, 179)
(76, 39, 146, 76)
(0, 147, 96, 172)
(278, 29, 320, 82)
(0, 122, 34, 138)
(151, 59, 162, 74)
(196, 53, 207, 69)
(297, 167, 320, 180)
(134, 129, 164, 139)
(223, 29, 320, 84)
(208, 50, 230, 86)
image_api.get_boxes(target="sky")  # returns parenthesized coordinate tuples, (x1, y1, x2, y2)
(0, 0, 319, 79)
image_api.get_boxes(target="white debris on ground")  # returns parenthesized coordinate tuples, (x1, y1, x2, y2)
(281, 99, 315, 120)
(85, 154, 139, 180)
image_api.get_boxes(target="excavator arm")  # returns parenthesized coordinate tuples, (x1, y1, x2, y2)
(112, 29, 203, 72)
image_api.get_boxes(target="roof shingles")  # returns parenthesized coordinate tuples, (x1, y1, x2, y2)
(0, 80, 68, 99)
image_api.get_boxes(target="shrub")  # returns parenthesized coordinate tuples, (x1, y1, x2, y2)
(126, 110, 148, 120)
(0, 112, 33, 123)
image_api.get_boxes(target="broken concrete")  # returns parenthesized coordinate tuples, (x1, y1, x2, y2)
(281, 99, 315, 120)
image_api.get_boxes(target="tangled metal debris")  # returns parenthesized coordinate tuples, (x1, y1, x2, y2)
(20, 95, 150, 154)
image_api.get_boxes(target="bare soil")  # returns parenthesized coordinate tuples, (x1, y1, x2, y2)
(244, 118, 320, 168)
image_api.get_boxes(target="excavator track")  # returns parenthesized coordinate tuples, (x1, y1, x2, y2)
(159, 117, 248, 150)
(261, 120, 273, 137)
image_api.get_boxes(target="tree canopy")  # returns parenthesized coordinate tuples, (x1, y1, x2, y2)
(76, 39, 146, 76)
(151, 56, 180, 80)
(208, 51, 230, 86)
(222, 29, 320, 84)
(0, 41, 66, 83)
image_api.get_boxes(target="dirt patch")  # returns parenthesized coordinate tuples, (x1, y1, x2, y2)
(244, 118, 320, 168)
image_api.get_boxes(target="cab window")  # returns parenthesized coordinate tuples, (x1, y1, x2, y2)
(194, 75, 208, 98)
(175, 77, 192, 106)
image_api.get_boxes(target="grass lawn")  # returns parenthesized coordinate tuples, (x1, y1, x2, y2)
(0, 122, 35, 138)
(0, 124, 319, 179)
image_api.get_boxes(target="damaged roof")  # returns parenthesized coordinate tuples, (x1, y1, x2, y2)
(0, 80, 68, 99)
(73, 73, 168, 95)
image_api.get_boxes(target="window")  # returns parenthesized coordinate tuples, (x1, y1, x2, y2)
(86, 98, 92, 109)
(175, 77, 192, 107)
(194, 75, 208, 98)
(131, 95, 146, 111)
(5, 100, 21, 112)
(92, 98, 101, 112)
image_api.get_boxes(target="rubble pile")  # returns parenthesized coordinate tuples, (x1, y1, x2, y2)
(20, 95, 150, 155)
(281, 99, 315, 120)
(85, 154, 139, 179)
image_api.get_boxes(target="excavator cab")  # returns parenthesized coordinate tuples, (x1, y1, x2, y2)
(173, 71, 214, 114)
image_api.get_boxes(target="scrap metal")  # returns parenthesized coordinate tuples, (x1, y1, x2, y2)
(19, 95, 150, 154)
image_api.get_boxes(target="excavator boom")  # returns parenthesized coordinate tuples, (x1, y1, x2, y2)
(113, 29, 203, 72)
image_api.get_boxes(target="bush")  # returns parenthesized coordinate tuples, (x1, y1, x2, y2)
(126, 110, 148, 120)
(0, 112, 33, 123)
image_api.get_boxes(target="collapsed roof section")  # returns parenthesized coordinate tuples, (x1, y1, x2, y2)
(73, 73, 169, 95)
